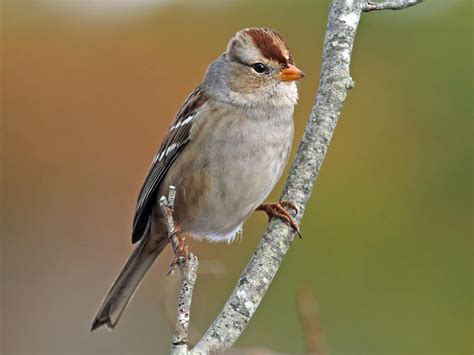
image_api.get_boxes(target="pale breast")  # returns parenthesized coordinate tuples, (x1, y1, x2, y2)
(162, 102, 294, 242)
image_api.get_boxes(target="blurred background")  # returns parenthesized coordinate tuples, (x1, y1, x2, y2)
(1, 0, 472, 354)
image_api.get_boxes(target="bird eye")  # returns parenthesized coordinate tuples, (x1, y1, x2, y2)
(251, 63, 267, 74)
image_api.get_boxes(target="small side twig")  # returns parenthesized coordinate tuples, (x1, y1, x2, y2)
(297, 286, 327, 355)
(159, 186, 199, 355)
(363, 0, 422, 12)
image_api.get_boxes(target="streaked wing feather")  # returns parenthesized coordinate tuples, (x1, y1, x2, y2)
(132, 87, 208, 243)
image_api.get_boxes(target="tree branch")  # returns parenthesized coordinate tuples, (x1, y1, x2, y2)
(363, 0, 422, 12)
(160, 187, 199, 355)
(165, 0, 421, 353)
(192, 1, 363, 352)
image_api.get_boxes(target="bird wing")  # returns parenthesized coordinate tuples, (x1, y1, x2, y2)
(132, 86, 208, 243)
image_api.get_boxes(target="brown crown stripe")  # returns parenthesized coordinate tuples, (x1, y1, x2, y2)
(245, 28, 293, 66)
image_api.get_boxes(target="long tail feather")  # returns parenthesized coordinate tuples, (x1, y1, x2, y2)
(91, 233, 167, 331)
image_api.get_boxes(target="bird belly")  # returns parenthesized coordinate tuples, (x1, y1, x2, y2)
(163, 108, 294, 243)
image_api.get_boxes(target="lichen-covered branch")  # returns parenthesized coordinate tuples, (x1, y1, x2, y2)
(160, 187, 199, 355)
(170, 253, 198, 355)
(192, 0, 361, 352)
(189, 0, 421, 353)
(363, 0, 422, 12)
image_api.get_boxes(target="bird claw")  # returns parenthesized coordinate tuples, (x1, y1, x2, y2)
(257, 200, 302, 238)
(167, 236, 189, 275)
(279, 200, 298, 215)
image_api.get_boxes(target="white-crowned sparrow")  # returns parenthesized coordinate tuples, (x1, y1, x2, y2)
(92, 27, 305, 331)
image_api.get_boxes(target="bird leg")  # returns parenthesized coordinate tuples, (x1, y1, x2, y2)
(167, 226, 190, 275)
(256, 200, 302, 238)
(160, 190, 192, 275)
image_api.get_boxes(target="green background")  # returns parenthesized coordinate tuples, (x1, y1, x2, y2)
(1, 0, 472, 354)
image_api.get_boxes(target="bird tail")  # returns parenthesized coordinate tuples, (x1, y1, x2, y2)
(91, 231, 167, 331)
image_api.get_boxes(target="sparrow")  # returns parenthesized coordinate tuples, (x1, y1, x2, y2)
(92, 27, 305, 331)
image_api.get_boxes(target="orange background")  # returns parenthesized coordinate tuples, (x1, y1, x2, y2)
(1, 1, 472, 354)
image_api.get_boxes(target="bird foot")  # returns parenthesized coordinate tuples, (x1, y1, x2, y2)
(257, 200, 302, 238)
(167, 234, 189, 275)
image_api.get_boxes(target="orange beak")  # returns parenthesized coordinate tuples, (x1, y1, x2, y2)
(279, 64, 305, 81)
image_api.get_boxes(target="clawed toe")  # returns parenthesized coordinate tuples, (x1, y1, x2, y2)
(279, 200, 298, 215)
(257, 200, 302, 238)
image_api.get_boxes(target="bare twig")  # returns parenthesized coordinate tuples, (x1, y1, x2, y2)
(189, 0, 421, 353)
(363, 0, 422, 12)
(297, 286, 327, 355)
(159, 186, 199, 355)
(159, 260, 228, 346)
